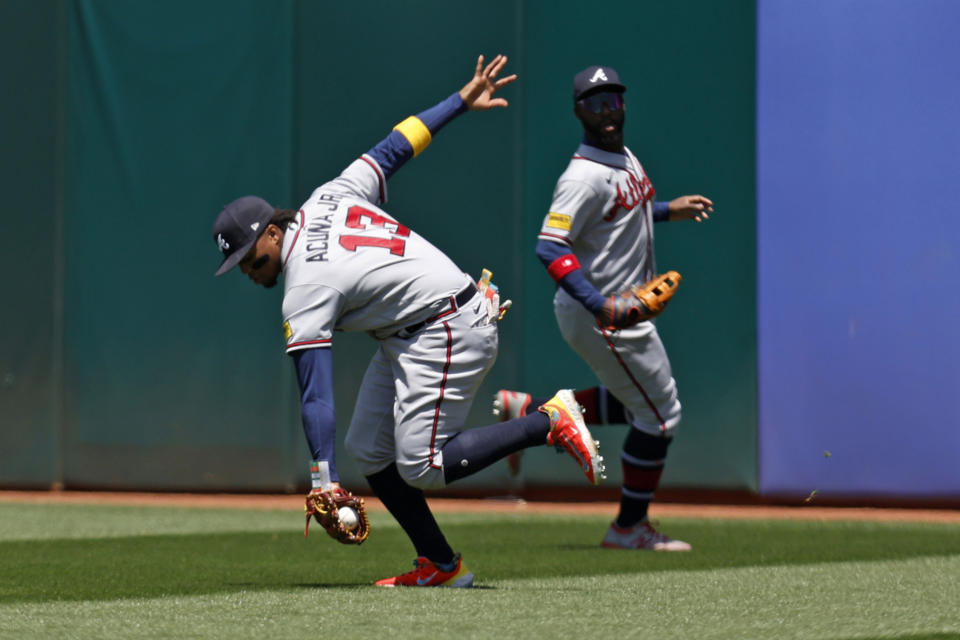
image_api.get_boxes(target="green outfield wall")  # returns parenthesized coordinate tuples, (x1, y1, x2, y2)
(0, 0, 65, 486)
(0, 0, 757, 493)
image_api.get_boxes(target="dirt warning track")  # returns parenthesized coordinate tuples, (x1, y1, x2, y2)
(1, 490, 958, 524)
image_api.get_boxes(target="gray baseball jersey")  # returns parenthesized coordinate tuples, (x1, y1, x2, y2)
(281, 155, 471, 347)
(540, 143, 681, 435)
(281, 154, 496, 487)
(538, 143, 657, 294)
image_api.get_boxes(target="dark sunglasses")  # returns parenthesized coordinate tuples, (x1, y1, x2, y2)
(250, 254, 270, 270)
(578, 92, 624, 114)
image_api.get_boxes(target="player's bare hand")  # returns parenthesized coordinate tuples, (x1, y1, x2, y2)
(459, 54, 517, 111)
(668, 195, 713, 222)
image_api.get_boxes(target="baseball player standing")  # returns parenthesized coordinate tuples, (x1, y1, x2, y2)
(495, 65, 712, 551)
(212, 55, 604, 587)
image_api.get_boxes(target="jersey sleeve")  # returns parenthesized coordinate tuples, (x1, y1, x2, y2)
(293, 348, 339, 482)
(322, 157, 389, 207)
(537, 179, 600, 247)
(653, 200, 670, 222)
(366, 92, 467, 180)
(282, 284, 344, 353)
(535, 238, 606, 313)
(322, 92, 468, 206)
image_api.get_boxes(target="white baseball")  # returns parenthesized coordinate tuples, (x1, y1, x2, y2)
(338, 506, 359, 530)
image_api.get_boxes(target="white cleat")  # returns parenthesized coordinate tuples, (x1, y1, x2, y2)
(493, 389, 532, 420)
(601, 518, 691, 551)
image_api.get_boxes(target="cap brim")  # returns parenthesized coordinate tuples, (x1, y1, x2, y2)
(576, 83, 626, 101)
(214, 237, 257, 276)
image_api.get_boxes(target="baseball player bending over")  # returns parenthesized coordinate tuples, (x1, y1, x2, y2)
(495, 65, 713, 551)
(212, 55, 604, 587)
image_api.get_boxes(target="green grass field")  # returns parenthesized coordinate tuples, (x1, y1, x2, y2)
(0, 501, 957, 639)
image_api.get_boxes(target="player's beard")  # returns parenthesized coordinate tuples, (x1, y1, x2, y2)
(581, 111, 625, 152)
(250, 258, 281, 288)
(262, 269, 280, 288)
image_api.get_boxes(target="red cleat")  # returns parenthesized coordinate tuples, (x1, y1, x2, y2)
(374, 554, 474, 588)
(538, 390, 605, 485)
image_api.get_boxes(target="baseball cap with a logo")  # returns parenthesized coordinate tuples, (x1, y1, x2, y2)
(573, 65, 626, 101)
(212, 195, 275, 276)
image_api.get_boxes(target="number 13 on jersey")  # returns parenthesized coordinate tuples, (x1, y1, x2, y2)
(339, 205, 409, 256)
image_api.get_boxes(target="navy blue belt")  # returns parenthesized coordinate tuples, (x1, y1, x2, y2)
(402, 284, 477, 336)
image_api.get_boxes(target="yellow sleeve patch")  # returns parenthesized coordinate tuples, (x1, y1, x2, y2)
(282, 321, 292, 342)
(546, 212, 572, 231)
(393, 116, 432, 156)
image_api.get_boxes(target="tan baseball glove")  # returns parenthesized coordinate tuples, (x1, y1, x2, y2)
(304, 487, 370, 545)
(597, 270, 682, 330)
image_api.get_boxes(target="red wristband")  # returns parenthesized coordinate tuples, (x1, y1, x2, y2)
(546, 254, 581, 282)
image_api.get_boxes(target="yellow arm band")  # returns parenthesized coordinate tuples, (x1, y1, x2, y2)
(393, 116, 432, 156)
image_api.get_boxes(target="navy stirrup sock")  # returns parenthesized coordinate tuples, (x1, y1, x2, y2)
(442, 412, 551, 483)
(616, 429, 672, 527)
(365, 463, 454, 564)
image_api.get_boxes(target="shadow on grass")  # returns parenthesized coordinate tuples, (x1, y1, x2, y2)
(286, 583, 383, 589)
(288, 583, 497, 591)
(1, 517, 957, 603)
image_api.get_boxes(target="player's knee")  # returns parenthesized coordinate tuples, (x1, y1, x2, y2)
(343, 431, 363, 461)
(395, 459, 445, 490)
(344, 433, 388, 477)
(622, 391, 681, 437)
(629, 415, 680, 438)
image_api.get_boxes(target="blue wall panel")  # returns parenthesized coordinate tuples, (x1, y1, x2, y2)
(757, 0, 960, 497)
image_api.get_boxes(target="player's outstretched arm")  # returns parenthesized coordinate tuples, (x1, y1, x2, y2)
(458, 54, 517, 110)
(667, 195, 714, 222)
(361, 54, 516, 186)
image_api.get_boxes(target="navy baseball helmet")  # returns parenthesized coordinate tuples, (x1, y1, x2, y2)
(212, 195, 274, 276)
(573, 65, 626, 101)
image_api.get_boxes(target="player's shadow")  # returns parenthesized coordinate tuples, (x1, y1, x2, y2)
(290, 582, 379, 589)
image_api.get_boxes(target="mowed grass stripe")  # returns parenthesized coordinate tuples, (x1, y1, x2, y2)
(0, 503, 330, 541)
(0, 556, 956, 640)
(0, 503, 958, 603)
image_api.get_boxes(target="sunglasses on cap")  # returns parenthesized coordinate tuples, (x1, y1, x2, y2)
(577, 92, 624, 114)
